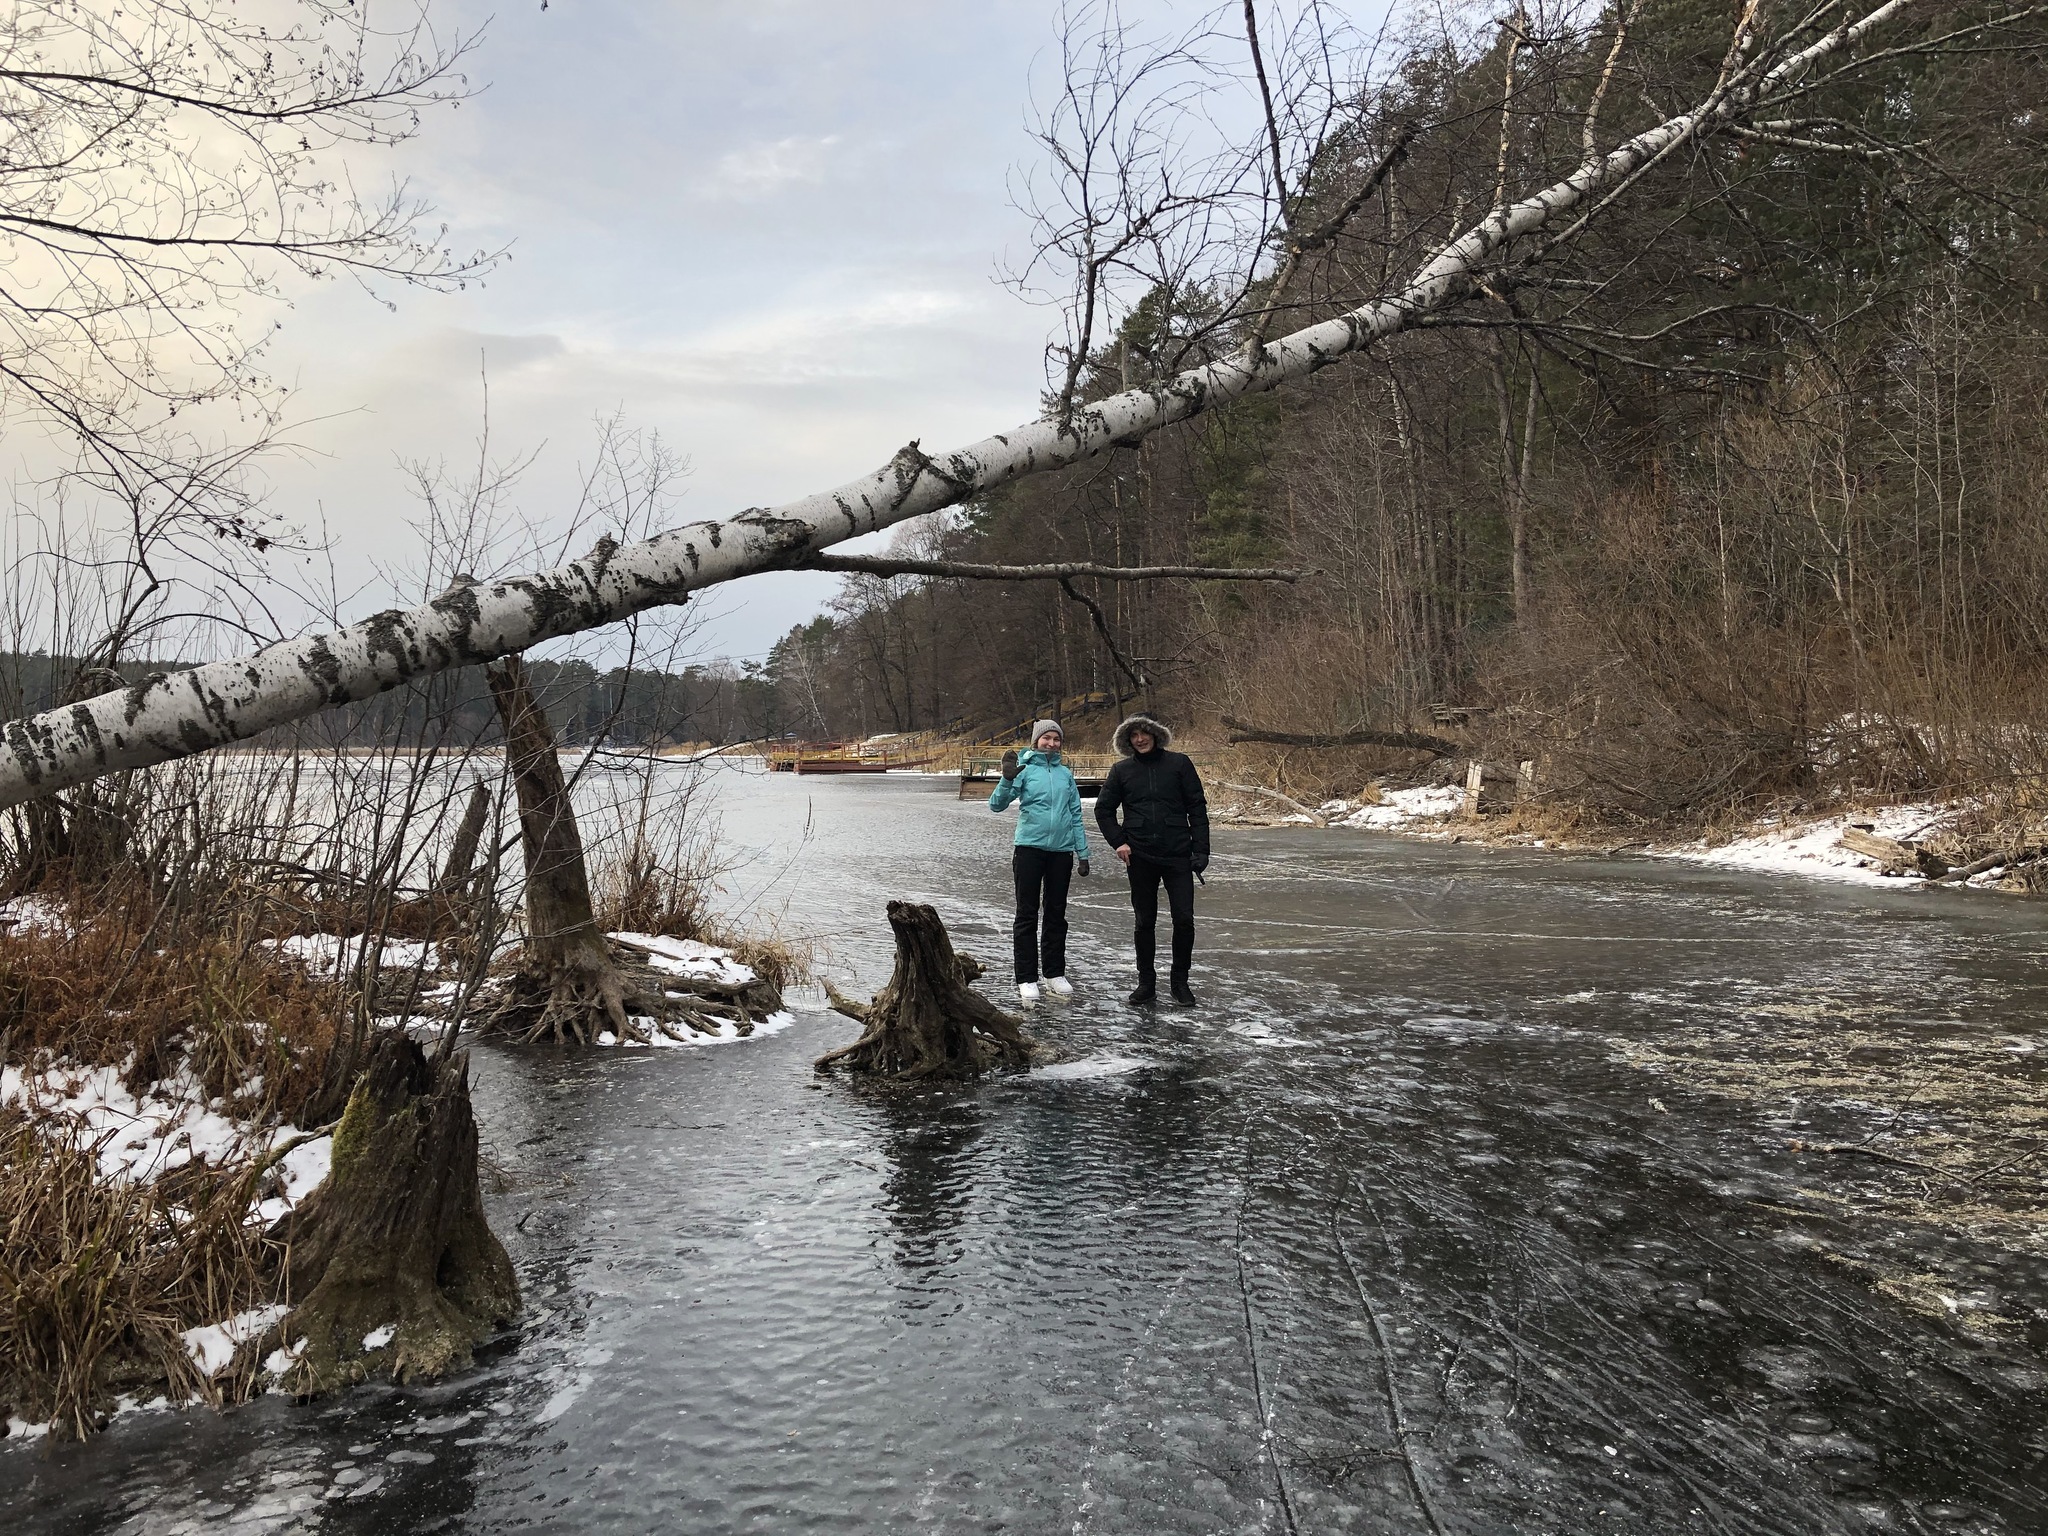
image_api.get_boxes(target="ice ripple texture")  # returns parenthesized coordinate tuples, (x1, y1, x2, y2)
(6, 770, 2048, 1533)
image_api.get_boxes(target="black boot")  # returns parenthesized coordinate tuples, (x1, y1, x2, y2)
(1127, 976, 1157, 1006)
(1169, 973, 1197, 1007)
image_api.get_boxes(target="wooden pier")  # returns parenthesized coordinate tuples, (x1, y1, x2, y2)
(958, 753, 1117, 799)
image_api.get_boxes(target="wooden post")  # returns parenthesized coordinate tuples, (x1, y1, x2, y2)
(1463, 760, 1485, 817)
(1516, 759, 1538, 805)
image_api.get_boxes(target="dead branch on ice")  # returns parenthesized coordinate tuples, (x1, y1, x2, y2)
(1222, 782, 1329, 825)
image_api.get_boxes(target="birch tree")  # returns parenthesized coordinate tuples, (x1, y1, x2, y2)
(0, 0, 1977, 808)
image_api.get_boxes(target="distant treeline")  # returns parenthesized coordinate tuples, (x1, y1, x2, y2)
(0, 652, 803, 748)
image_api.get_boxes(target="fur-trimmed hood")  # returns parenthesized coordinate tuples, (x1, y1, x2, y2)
(1112, 713, 1173, 757)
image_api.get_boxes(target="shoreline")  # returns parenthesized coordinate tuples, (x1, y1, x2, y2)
(1213, 787, 2044, 899)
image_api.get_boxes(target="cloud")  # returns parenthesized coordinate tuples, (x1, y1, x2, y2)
(697, 134, 843, 200)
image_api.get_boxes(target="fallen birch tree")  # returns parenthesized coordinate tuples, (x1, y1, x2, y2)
(0, 0, 1928, 808)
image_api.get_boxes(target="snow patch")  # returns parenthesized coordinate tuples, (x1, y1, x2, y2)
(610, 932, 759, 989)
(265, 933, 440, 975)
(263, 1337, 308, 1379)
(2, 1060, 331, 1205)
(1671, 804, 1950, 887)
(600, 1008, 797, 1050)
(0, 894, 72, 937)
(1034, 1054, 1150, 1081)
(183, 1304, 290, 1378)
(1333, 784, 1465, 830)
(362, 1323, 397, 1351)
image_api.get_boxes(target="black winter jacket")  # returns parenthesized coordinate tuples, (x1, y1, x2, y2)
(1095, 747, 1209, 867)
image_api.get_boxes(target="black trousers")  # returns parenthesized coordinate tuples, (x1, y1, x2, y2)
(1126, 852, 1195, 982)
(1012, 846, 1073, 982)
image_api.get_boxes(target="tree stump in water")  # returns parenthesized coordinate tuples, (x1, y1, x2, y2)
(815, 901, 1038, 1079)
(483, 655, 719, 1045)
(266, 1033, 518, 1394)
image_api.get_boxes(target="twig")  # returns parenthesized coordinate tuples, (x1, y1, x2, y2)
(1235, 1179, 1299, 1536)
(1331, 1177, 1445, 1536)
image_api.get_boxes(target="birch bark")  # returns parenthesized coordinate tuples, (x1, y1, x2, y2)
(0, 0, 1918, 809)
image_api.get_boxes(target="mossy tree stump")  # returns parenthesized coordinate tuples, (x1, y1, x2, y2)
(815, 901, 1038, 1079)
(265, 1033, 518, 1394)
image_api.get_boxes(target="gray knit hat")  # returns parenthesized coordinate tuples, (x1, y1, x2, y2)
(1030, 719, 1064, 744)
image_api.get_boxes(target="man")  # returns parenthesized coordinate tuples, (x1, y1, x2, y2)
(1094, 712, 1209, 1006)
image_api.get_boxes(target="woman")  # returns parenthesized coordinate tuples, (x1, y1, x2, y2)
(989, 718, 1091, 1005)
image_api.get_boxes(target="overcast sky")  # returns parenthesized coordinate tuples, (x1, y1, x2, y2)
(261, 0, 1075, 665)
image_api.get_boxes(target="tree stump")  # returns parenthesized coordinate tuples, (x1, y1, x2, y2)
(815, 901, 1039, 1079)
(483, 655, 702, 1045)
(264, 1033, 518, 1394)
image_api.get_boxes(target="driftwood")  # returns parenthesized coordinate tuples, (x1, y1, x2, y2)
(1837, 825, 1950, 878)
(263, 1033, 518, 1394)
(1221, 716, 1458, 757)
(815, 902, 1037, 1079)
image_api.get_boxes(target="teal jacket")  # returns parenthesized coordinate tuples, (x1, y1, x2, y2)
(989, 749, 1090, 857)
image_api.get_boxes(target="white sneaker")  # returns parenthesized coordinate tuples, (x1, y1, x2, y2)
(1017, 982, 1042, 1006)
(1043, 976, 1074, 1000)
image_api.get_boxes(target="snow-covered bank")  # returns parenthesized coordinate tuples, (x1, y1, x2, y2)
(1667, 803, 1996, 889)
(1215, 784, 2042, 897)
(0, 1058, 333, 1215)
(2, 918, 794, 1442)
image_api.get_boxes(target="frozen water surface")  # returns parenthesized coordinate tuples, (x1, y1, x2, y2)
(6, 770, 2048, 1533)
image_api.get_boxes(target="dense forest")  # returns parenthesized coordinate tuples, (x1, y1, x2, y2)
(745, 0, 2048, 821)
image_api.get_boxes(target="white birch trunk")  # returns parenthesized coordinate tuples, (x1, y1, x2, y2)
(0, 0, 1916, 809)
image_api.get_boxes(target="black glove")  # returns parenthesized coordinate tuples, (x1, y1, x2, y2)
(1192, 852, 1210, 875)
(1078, 858, 1090, 877)
(1000, 749, 1019, 780)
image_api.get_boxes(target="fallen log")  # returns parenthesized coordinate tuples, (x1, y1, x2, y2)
(808, 556, 1309, 583)
(1837, 826, 1950, 878)
(1930, 843, 2048, 885)
(815, 902, 1037, 1079)
(1221, 717, 1458, 757)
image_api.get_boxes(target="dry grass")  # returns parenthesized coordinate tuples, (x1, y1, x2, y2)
(0, 889, 348, 1129)
(0, 1112, 282, 1438)
(0, 874, 355, 1436)
(584, 772, 815, 993)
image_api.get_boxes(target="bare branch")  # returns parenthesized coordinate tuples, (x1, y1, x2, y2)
(806, 555, 1309, 582)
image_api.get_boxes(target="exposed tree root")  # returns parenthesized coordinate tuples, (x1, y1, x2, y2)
(261, 1032, 518, 1395)
(815, 901, 1039, 1080)
(483, 934, 782, 1047)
